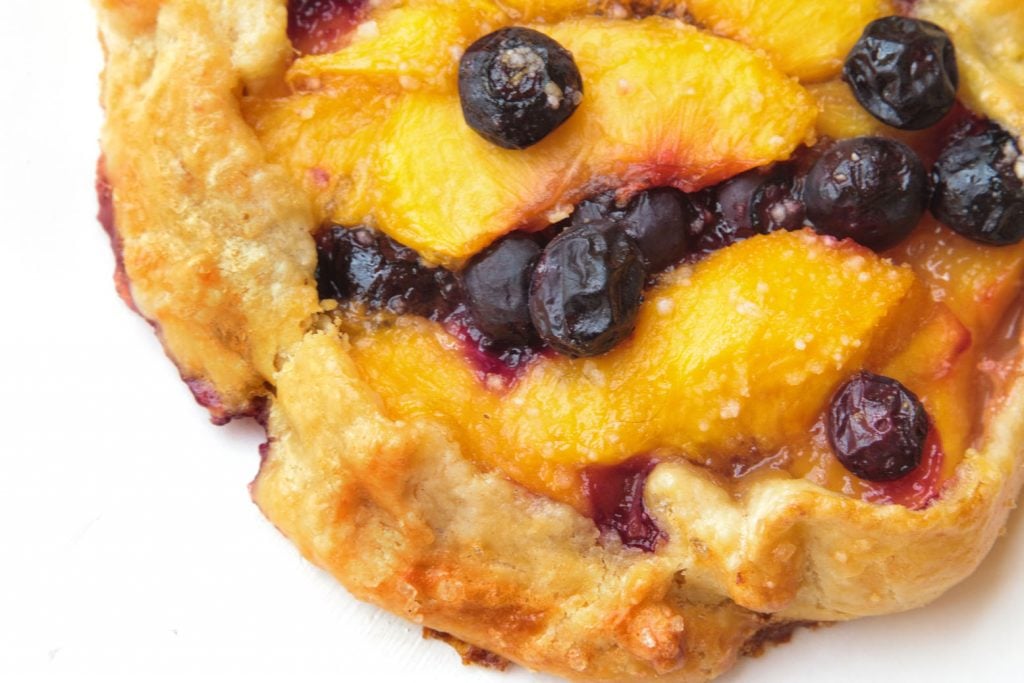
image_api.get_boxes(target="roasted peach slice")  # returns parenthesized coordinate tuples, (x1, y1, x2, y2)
(496, 0, 597, 21)
(289, 1, 509, 87)
(809, 80, 905, 140)
(540, 18, 816, 181)
(684, 0, 892, 81)
(244, 80, 399, 225)
(248, 15, 816, 262)
(890, 216, 1024, 341)
(793, 304, 974, 509)
(880, 301, 974, 476)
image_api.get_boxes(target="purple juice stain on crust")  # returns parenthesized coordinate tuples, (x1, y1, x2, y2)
(183, 378, 269, 426)
(98, 156, 267, 426)
(581, 457, 665, 552)
(287, 0, 368, 55)
(96, 157, 138, 313)
(185, 378, 238, 426)
(96, 160, 114, 235)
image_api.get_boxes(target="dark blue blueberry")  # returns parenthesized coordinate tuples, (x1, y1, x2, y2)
(804, 137, 928, 251)
(458, 27, 583, 149)
(843, 16, 958, 130)
(931, 120, 1024, 246)
(827, 371, 928, 482)
(529, 224, 645, 357)
(717, 165, 806, 237)
(461, 233, 541, 345)
(314, 225, 457, 319)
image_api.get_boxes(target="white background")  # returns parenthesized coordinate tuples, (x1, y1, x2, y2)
(1, 3, 1022, 682)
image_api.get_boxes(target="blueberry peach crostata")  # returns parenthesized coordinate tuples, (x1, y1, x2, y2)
(95, 0, 1024, 680)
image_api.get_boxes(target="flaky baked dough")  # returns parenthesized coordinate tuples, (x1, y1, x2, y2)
(96, 1, 1024, 680)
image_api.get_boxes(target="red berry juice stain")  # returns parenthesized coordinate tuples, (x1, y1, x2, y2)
(443, 308, 546, 388)
(582, 457, 665, 551)
(287, 0, 368, 55)
(862, 427, 945, 511)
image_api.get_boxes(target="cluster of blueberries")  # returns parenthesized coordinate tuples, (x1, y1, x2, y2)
(315, 16, 1024, 484)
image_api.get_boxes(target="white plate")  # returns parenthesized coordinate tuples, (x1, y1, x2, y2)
(1, 3, 1021, 681)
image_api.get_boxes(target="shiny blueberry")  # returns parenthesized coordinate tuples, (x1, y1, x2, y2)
(458, 27, 583, 149)
(682, 188, 740, 256)
(460, 233, 541, 345)
(931, 121, 1024, 246)
(804, 137, 928, 250)
(827, 371, 928, 482)
(570, 189, 693, 272)
(689, 159, 810, 257)
(618, 188, 691, 272)
(570, 191, 620, 229)
(529, 224, 645, 357)
(315, 225, 457, 319)
(717, 165, 806, 236)
(843, 16, 958, 130)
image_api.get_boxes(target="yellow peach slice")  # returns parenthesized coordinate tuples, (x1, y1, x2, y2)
(496, 0, 599, 21)
(288, 1, 509, 89)
(683, 0, 892, 81)
(809, 80, 900, 140)
(243, 80, 399, 225)
(890, 217, 1024, 341)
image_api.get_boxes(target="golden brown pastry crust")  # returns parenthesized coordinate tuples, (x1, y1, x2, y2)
(95, 1, 1024, 680)
(96, 0, 319, 418)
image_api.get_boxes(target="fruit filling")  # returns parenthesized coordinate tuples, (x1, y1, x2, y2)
(287, 0, 368, 56)
(582, 457, 664, 551)
(243, 2, 1024, 539)
(247, 9, 816, 262)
